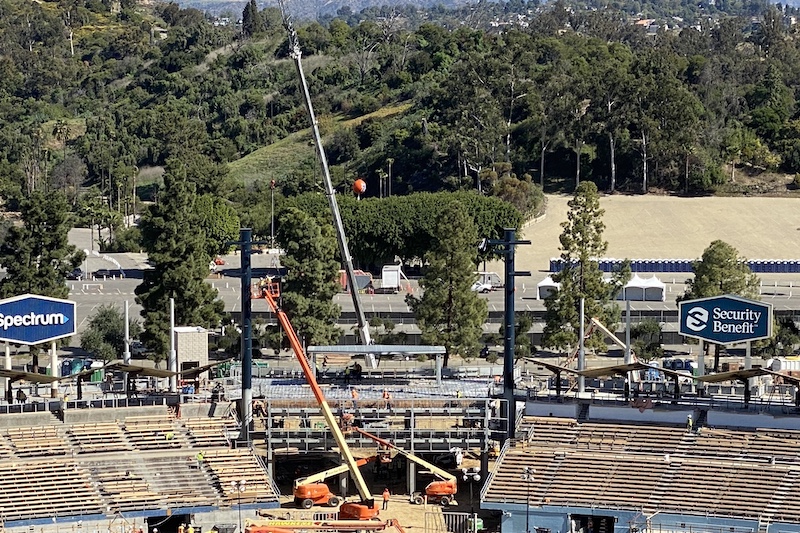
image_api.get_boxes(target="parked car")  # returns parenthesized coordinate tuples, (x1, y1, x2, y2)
(130, 341, 148, 357)
(66, 268, 84, 280)
(471, 281, 492, 293)
(93, 268, 124, 279)
(214, 257, 226, 265)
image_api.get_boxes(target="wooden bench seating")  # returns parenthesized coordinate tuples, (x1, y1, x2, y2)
(5, 426, 70, 457)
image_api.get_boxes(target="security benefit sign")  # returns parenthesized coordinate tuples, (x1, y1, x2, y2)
(0, 294, 76, 345)
(679, 294, 772, 345)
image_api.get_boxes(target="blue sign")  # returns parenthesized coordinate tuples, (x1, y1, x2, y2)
(679, 294, 772, 344)
(0, 294, 76, 345)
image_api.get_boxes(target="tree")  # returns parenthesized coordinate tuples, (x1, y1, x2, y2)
(543, 182, 628, 351)
(406, 201, 488, 367)
(134, 172, 224, 362)
(0, 190, 83, 299)
(80, 304, 142, 362)
(241, 0, 262, 38)
(679, 240, 760, 370)
(630, 319, 663, 362)
(273, 207, 342, 349)
(0, 190, 84, 372)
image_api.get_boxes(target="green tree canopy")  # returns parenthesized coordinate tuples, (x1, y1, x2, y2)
(272, 207, 342, 348)
(406, 201, 488, 366)
(135, 172, 224, 361)
(680, 240, 760, 301)
(80, 304, 143, 362)
(0, 190, 83, 299)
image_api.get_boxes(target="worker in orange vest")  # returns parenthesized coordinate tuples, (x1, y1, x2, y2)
(382, 488, 390, 510)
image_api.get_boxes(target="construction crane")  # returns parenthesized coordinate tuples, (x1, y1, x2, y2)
(245, 518, 407, 533)
(355, 428, 458, 506)
(293, 455, 382, 509)
(276, 0, 374, 366)
(254, 281, 379, 519)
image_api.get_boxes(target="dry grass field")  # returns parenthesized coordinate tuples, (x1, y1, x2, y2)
(499, 194, 800, 274)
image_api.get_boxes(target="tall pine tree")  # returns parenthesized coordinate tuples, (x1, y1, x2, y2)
(242, 0, 263, 38)
(406, 201, 487, 367)
(0, 190, 83, 299)
(135, 171, 224, 362)
(543, 181, 628, 352)
(0, 190, 84, 372)
(273, 207, 342, 348)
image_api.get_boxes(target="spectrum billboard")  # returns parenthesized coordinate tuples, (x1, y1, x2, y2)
(0, 294, 76, 345)
(679, 294, 772, 345)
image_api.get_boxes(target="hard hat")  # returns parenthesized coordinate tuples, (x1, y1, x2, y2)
(687, 414, 692, 418)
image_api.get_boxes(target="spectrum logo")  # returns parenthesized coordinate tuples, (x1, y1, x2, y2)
(0, 312, 69, 330)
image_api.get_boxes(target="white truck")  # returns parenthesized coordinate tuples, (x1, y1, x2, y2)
(475, 271, 503, 289)
(379, 264, 405, 293)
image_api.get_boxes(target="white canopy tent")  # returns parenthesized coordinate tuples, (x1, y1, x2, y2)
(537, 276, 560, 300)
(619, 274, 666, 301)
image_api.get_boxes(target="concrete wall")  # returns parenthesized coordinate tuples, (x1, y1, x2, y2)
(707, 409, 800, 430)
(63, 405, 169, 424)
(180, 402, 234, 419)
(1, 504, 282, 533)
(177, 329, 209, 370)
(588, 404, 694, 424)
(0, 411, 57, 428)
(495, 505, 800, 533)
(526, 402, 578, 418)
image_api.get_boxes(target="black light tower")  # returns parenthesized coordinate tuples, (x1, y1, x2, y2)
(480, 228, 530, 441)
(230, 228, 269, 443)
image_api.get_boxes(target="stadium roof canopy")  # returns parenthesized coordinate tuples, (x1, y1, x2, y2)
(696, 368, 771, 383)
(179, 358, 234, 379)
(0, 368, 60, 383)
(104, 363, 176, 378)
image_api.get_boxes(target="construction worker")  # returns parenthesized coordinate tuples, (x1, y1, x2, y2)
(382, 389, 392, 409)
(686, 414, 693, 432)
(382, 488, 390, 510)
(351, 387, 359, 409)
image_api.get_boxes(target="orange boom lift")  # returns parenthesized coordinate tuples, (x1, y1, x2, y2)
(254, 281, 379, 520)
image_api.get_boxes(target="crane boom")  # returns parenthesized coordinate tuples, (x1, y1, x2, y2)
(355, 428, 456, 482)
(257, 282, 377, 518)
(277, 0, 373, 364)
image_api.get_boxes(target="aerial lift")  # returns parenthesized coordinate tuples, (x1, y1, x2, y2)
(293, 455, 381, 509)
(245, 518, 407, 533)
(255, 281, 379, 519)
(355, 428, 458, 506)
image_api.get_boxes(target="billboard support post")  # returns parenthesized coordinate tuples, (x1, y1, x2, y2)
(3, 343, 9, 402)
(745, 341, 752, 370)
(50, 341, 58, 398)
(697, 340, 705, 396)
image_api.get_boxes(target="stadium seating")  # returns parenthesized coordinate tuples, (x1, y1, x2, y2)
(4, 425, 70, 457)
(486, 416, 800, 522)
(0, 412, 279, 526)
(67, 421, 133, 454)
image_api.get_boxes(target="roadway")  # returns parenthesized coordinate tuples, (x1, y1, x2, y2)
(65, 229, 800, 344)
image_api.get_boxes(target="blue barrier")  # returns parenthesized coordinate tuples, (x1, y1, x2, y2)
(549, 258, 800, 273)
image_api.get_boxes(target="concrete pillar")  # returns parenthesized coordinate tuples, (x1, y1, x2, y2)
(50, 341, 59, 398)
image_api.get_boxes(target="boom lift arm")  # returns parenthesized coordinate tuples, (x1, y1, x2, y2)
(355, 428, 457, 483)
(294, 456, 377, 489)
(257, 282, 378, 519)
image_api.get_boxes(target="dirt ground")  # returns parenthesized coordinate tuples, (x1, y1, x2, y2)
(264, 446, 494, 531)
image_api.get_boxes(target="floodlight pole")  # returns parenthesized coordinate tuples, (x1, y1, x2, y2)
(229, 228, 269, 444)
(481, 228, 530, 441)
